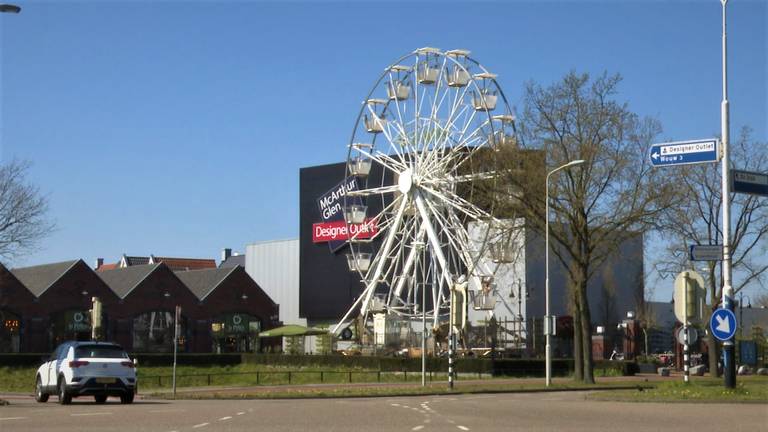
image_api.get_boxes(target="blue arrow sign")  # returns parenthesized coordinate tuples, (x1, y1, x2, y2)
(709, 308, 737, 341)
(649, 138, 719, 167)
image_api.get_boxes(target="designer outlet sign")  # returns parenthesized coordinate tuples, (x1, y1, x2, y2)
(313, 176, 377, 251)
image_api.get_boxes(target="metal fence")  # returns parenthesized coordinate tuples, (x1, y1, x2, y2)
(140, 369, 489, 388)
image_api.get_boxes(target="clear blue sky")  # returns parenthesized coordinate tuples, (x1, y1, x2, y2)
(1, 1, 766, 301)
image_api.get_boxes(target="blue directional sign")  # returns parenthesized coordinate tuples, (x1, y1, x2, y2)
(649, 138, 719, 167)
(710, 308, 737, 341)
(732, 169, 768, 197)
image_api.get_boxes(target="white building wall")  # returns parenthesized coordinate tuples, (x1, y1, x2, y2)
(468, 219, 527, 328)
(245, 239, 305, 327)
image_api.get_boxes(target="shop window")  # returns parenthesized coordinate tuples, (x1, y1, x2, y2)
(50, 310, 92, 349)
(0, 310, 21, 353)
(133, 311, 186, 353)
(211, 313, 260, 353)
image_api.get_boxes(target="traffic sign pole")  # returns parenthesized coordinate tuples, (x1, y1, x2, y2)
(719, 0, 736, 389)
(683, 275, 689, 384)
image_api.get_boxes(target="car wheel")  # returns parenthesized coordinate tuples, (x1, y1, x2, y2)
(58, 378, 72, 405)
(94, 395, 108, 404)
(120, 393, 134, 404)
(34, 376, 49, 403)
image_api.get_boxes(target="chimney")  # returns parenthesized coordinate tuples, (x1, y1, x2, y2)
(95, 258, 104, 270)
(222, 248, 232, 262)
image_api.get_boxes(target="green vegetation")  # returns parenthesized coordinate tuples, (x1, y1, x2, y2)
(152, 381, 652, 400)
(0, 363, 491, 393)
(587, 377, 768, 403)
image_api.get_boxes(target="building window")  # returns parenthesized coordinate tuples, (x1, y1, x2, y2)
(211, 313, 260, 353)
(0, 310, 21, 353)
(133, 311, 186, 353)
(50, 310, 92, 349)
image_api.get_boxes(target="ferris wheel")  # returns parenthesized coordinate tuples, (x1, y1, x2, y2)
(333, 48, 518, 335)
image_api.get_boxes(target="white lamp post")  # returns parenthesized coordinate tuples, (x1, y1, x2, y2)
(545, 159, 585, 387)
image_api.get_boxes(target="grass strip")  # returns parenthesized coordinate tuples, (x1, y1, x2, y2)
(586, 376, 768, 403)
(146, 381, 654, 400)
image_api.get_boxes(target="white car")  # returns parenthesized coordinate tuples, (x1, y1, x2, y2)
(35, 341, 137, 404)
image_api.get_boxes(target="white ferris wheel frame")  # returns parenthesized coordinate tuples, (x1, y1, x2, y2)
(333, 48, 517, 335)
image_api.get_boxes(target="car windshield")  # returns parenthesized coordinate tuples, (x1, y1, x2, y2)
(74, 345, 128, 359)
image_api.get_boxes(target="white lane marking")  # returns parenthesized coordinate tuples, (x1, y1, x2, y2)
(0, 417, 28, 421)
(412, 426, 424, 431)
(457, 426, 470, 431)
(192, 423, 209, 428)
(391, 403, 401, 407)
(236, 412, 245, 415)
(219, 416, 232, 421)
(71, 412, 112, 417)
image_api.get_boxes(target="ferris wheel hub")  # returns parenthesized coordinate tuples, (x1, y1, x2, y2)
(398, 168, 414, 194)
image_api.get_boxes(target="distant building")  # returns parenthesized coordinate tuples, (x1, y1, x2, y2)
(219, 248, 245, 269)
(0, 259, 279, 353)
(95, 254, 216, 272)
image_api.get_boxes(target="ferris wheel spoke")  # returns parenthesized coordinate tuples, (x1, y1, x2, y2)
(419, 184, 491, 221)
(352, 146, 407, 174)
(347, 184, 401, 197)
(424, 197, 486, 279)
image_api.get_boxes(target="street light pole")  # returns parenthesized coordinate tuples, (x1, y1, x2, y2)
(719, 0, 736, 390)
(545, 159, 585, 387)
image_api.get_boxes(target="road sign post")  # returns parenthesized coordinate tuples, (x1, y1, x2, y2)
(649, 139, 720, 167)
(732, 170, 768, 197)
(673, 271, 705, 383)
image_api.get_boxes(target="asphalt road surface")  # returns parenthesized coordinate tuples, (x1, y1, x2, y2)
(1, 392, 766, 432)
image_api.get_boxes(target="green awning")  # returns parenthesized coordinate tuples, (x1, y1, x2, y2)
(258, 325, 328, 338)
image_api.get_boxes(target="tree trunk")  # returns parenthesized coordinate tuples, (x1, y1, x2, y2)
(707, 332, 720, 377)
(572, 282, 583, 382)
(579, 276, 595, 384)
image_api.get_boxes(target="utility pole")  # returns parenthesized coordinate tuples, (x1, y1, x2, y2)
(719, 0, 736, 389)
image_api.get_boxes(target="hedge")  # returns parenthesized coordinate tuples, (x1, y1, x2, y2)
(0, 353, 637, 377)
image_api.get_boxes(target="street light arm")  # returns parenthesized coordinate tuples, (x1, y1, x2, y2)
(0, 4, 21, 13)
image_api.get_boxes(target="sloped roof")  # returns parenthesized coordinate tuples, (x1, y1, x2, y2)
(97, 263, 161, 299)
(155, 257, 216, 271)
(10, 260, 80, 297)
(174, 266, 237, 300)
(219, 254, 245, 269)
(123, 256, 150, 266)
(96, 262, 118, 272)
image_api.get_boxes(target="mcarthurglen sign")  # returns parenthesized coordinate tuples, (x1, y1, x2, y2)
(314, 176, 377, 252)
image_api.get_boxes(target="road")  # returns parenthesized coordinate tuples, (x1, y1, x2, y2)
(0, 391, 765, 432)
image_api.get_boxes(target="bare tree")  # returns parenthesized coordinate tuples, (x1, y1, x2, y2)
(654, 127, 768, 375)
(755, 292, 768, 309)
(497, 72, 672, 383)
(0, 160, 55, 261)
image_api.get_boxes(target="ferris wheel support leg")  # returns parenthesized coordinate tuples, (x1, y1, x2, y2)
(392, 223, 427, 302)
(413, 192, 455, 328)
(359, 197, 410, 318)
(332, 197, 409, 335)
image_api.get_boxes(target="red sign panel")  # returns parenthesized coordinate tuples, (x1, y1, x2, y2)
(312, 219, 379, 243)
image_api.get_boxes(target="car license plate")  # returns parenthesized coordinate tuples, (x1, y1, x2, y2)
(96, 378, 115, 384)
